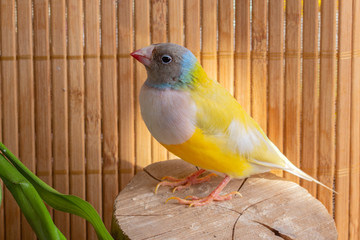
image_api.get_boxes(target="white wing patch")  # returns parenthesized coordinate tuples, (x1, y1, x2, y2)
(139, 85, 196, 145)
(227, 119, 263, 154)
(227, 120, 335, 192)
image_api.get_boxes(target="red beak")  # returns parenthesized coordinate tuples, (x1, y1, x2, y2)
(130, 45, 155, 67)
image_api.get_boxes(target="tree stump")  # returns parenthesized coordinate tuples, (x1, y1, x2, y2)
(111, 160, 337, 240)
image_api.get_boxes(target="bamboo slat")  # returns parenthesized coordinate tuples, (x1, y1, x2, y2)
(50, 0, 69, 237)
(17, 0, 35, 239)
(218, 0, 234, 95)
(85, 1, 102, 238)
(151, 0, 168, 163)
(185, 0, 200, 60)
(335, 1, 353, 239)
(167, 0, 183, 160)
(0, 49, 3, 240)
(101, 0, 118, 232)
(201, 0, 217, 81)
(168, 0, 184, 45)
(0, 64, 2, 240)
(284, 0, 301, 184)
(0, 182, 2, 240)
(135, 0, 151, 171)
(118, 0, 135, 189)
(234, 0, 251, 113)
(301, 0, 319, 197)
(151, 0, 167, 44)
(34, 0, 52, 188)
(67, 0, 86, 238)
(251, 0, 268, 132)
(0, 95, 2, 240)
(350, 1, 360, 239)
(1, 1, 20, 239)
(318, 0, 337, 213)
(268, 0, 284, 178)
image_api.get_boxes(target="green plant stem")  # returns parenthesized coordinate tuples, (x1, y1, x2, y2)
(0, 153, 65, 240)
(0, 142, 113, 240)
(0, 180, 2, 206)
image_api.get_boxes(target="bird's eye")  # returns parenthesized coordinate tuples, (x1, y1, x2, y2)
(161, 55, 172, 64)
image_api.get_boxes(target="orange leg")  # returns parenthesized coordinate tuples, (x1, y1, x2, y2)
(166, 175, 241, 207)
(155, 169, 217, 194)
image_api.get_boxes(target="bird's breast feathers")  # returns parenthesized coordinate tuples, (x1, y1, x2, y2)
(139, 84, 197, 145)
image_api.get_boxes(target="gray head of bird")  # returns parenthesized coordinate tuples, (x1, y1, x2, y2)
(131, 43, 202, 90)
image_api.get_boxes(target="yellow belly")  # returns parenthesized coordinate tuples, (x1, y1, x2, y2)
(162, 128, 253, 178)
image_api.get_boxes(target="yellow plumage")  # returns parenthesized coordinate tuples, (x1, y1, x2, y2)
(163, 128, 254, 178)
(162, 65, 286, 178)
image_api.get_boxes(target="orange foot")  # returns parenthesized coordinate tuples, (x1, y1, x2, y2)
(166, 175, 242, 207)
(155, 169, 217, 194)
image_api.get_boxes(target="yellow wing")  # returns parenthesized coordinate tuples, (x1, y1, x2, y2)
(188, 78, 333, 191)
(190, 79, 286, 169)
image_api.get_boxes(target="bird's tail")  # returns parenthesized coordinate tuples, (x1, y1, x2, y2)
(249, 139, 336, 193)
(282, 159, 337, 194)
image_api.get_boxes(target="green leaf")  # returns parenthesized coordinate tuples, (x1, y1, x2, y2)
(0, 154, 65, 240)
(0, 142, 113, 240)
(0, 181, 2, 207)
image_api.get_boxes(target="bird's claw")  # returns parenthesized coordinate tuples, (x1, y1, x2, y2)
(165, 191, 242, 207)
(154, 170, 217, 194)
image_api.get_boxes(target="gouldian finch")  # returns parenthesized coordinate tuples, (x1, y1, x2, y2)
(131, 43, 332, 207)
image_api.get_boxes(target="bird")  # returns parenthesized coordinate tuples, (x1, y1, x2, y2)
(130, 43, 333, 207)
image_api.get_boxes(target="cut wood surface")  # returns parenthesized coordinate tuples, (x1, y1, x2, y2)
(112, 160, 337, 240)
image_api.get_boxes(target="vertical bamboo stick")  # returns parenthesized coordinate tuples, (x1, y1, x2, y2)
(168, 0, 184, 160)
(318, 0, 337, 213)
(0, 105, 2, 240)
(0, 97, 2, 240)
(135, 0, 151, 171)
(118, 0, 135, 190)
(168, 0, 184, 45)
(301, 0, 319, 197)
(284, 0, 301, 184)
(1, 1, 20, 239)
(151, 0, 168, 163)
(101, 0, 119, 232)
(235, 0, 251, 113)
(84, 0, 102, 238)
(17, 0, 36, 239)
(251, 0, 268, 131)
(350, 1, 360, 239)
(335, 1, 353, 239)
(0, 47, 3, 240)
(0, 162, 2, 239)
(151, 0, 167, 44)
(268, 0, 284, 178)
(50, 0, 69, 237)
(185, 0, 200, 60)
(202, 0, 217, 81)
(218, 0, 234, 95)
(34, 0, 52, 187)
(67, 0, 86, 238)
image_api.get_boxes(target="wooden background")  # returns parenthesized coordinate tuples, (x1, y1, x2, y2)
(0, 0, 359, 239)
